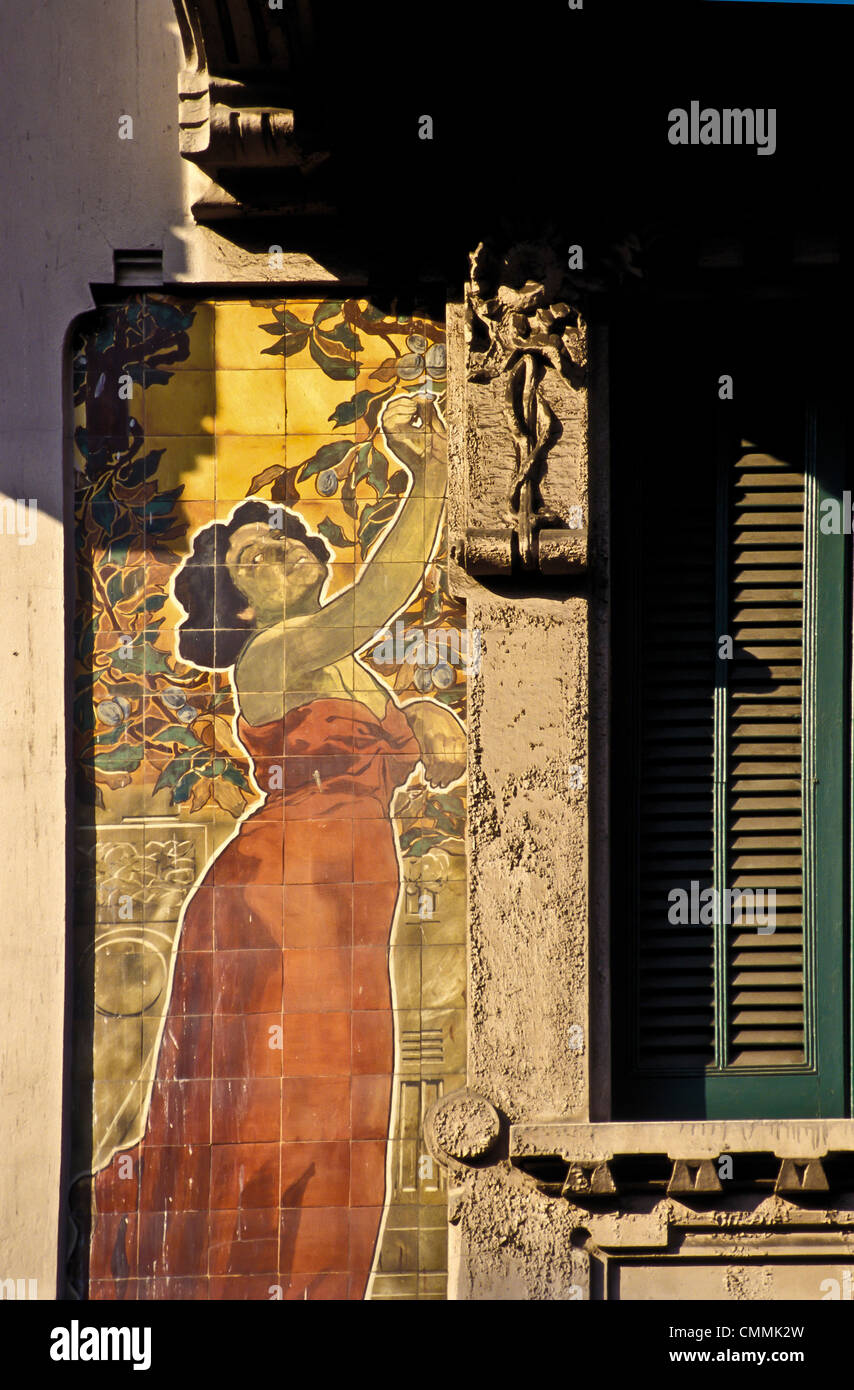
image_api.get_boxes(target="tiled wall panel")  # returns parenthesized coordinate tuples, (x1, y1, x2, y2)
(69, 296, 465, 1301)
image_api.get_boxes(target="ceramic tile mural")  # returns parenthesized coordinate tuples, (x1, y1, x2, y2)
(68, 296, 467, 1301)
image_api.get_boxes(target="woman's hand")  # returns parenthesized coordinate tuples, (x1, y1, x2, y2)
(381, 393, 446, 476)
(401, 698, 466, 787)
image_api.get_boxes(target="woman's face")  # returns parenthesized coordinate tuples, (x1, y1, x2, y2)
(225, 522, 327, 623)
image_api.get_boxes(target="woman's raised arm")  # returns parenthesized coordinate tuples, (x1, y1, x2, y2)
(284, 395, 447, 673)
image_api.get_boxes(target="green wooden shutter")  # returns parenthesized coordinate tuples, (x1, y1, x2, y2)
(726, 447, 806, 1068)
(612, 324, 846, 1120)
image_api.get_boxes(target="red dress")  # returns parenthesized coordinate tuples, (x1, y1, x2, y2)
(88, 696, 421, 1300)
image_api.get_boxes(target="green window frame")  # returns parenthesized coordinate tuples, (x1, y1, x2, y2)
(610, 301, 849, 1120)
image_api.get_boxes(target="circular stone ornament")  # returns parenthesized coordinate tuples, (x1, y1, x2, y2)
(427, 1089, 500, 1164)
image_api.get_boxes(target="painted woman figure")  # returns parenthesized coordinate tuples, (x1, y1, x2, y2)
(88, 394, 464, 1299)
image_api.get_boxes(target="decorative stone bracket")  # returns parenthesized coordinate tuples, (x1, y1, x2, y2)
(512, 1148, 844, 1206)
(448, 241, 589, 579)
(562, 1161, 617, 1199)
(172, 1, 330, 219)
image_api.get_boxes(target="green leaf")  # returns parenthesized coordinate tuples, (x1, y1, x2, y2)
(140, 448, 166, 479)
(313, 301, 344, 325)
(280, 316, 312, 344)
(317, 517, 355, 548)
(153, 756, 191, 793)
(297, 440, 353, 482)
(341, 471, 358, 520)
(106, 572, 124, 606)
(106, 539, 132, 568)
(92, 745, 144, 772)
(151, 724, 203, 748)
(147, 300, 194, 333)
(429, 806, 460, 834)
(222, 764, 251, 788)
(143, 643, 174, 677)
(434, 687, 466, 707)
(247, 463, 286, 495)
(145, 594, 167, 611)
(93, 725, 126, 748)
(259, 312, 310, 357)
(308, 334, 357, 380)
(123, 569, 145, 599)
(399, 830, 443, 857)
(328, 389, 376, 429)
(364, 385, 396, 431)
(172, 771, 197, 804)
(357, 496, 400, 556)
(354, 441, 372, 484)
(368, 447, 388, 497)
(387, 468, 409, 495)
(321, 320, 362, 352)
(145, 488, 182, 518)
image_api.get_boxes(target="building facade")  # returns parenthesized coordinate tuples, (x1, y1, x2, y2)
(2, 0, 854, 1302)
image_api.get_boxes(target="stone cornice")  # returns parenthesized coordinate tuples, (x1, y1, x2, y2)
(510, 1122, 854, 1205)
(172, 1, 331, 219)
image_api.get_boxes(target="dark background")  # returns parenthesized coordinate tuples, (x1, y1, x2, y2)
(281, 0, 854, 287)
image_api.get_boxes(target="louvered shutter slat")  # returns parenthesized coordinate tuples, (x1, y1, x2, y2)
(613, 308, 846, 1119)
(725, 453, 805, 1067)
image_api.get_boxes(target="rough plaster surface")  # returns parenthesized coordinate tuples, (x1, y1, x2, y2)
(448, 1165, 854, 1300)
(466, 597, 588, 1123)
(448, 1167, 589, 1301)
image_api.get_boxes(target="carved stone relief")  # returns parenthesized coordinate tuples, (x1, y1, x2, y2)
(450, 240, 588, 577)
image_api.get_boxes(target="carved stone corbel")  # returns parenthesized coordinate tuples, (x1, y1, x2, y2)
(775, 1159, 829, 1196)
(667, 1160, 724, 1197)
(449, 240, 589, 578)
(172, 1, 330, 219)
(561, 1161, 617, 1200)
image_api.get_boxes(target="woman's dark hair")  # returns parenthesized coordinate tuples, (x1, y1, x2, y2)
(173, 501, 332, 669)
